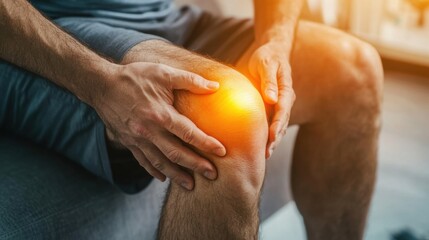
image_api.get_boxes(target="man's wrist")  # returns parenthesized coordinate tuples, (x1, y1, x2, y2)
(73, 60, 120, 108)
(256, 24, 295, 46)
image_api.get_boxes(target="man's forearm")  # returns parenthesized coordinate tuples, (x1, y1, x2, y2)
(253, 0, 304, 46)
(123, 40, 236, 79)
(0, 0, 116, 105)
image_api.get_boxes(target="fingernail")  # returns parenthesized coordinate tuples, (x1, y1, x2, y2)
(204, 171, 217, 180)
(181, 181, 193, 191)
(266, 89, 278, 102)
(207, 81, 219, 90)
(269, 146, 274, 156)
(214, 147, 226, 157)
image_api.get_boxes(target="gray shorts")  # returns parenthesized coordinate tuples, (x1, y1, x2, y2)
(0, 5, 255, 194)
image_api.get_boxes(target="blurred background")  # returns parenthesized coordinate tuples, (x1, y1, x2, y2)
(179, 0, 429, 239)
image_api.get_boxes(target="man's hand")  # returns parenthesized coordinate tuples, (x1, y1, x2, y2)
(96, 62, 226, 191)
(248, 39, 296, 159)
(252, 0, 303, 158)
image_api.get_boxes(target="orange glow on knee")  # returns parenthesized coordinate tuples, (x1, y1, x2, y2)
(175, 75, 268, 152)
(201, 78, 266, 131)
(224, 89, 260, 114)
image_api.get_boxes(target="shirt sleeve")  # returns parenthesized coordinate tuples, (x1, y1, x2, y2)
(54, 17, 168, 62)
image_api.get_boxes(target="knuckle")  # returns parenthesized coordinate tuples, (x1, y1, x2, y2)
(182, 128, 195, 144)
(279, 86, 295, 100)
(265, 79, 281, 93)
(188, 74, 199, 87)
(166, 149, 182, 163)
(152, 160, 165, 171)
(131, 123, 151, 138)
(163, 111, 174, 129)
(159, 66, 172, 86)
(147, 107, 172, 127)
(137, 159, 148, 168)
(152, 63, 165, 72)
(147, 64, 162, 78)
(260, 58, 270, 67)
(265, 81, 278, 90)
(146, 110, 164, 123)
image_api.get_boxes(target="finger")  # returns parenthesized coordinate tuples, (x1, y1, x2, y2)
(153, 130, 218, 181)
(139, 142, 195, 191)
(266, 123, 281, 159)
(266, 124, 288, 159)
(266, 67, 295, 154)
(128, 145, 166, 181)
(272, 65, 295, 135)
(165, 66, 220, 94)
(268, 90, 292, 147)
(259, 60, 279, 104)
(165, 107, 226, 157)
(265, 142, 272, 159)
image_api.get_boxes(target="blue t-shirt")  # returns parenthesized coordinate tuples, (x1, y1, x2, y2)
(29, 0, 202, 44)
(30, 0, 175, 21)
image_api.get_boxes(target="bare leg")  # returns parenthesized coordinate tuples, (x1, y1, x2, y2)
(236, 21, 383, 240)
(122, 43, 268, 239)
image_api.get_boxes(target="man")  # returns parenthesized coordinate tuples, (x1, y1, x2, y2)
(0, 0, 383, 239)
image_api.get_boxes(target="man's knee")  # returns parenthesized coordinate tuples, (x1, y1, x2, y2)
(339, 36, 383, 96)
(175, 69, 268, 197)
(121, 39, 268, 197)
(158, 72, 267, 239)
(317, 32, 383, 126)
(338, 39, 383, 121)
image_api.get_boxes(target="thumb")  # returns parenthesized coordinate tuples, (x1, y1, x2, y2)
(169, 68, 220, 94)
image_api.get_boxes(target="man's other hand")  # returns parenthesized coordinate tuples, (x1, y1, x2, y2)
(248, 40, 296, 159)
(96, 62, 226, 191)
